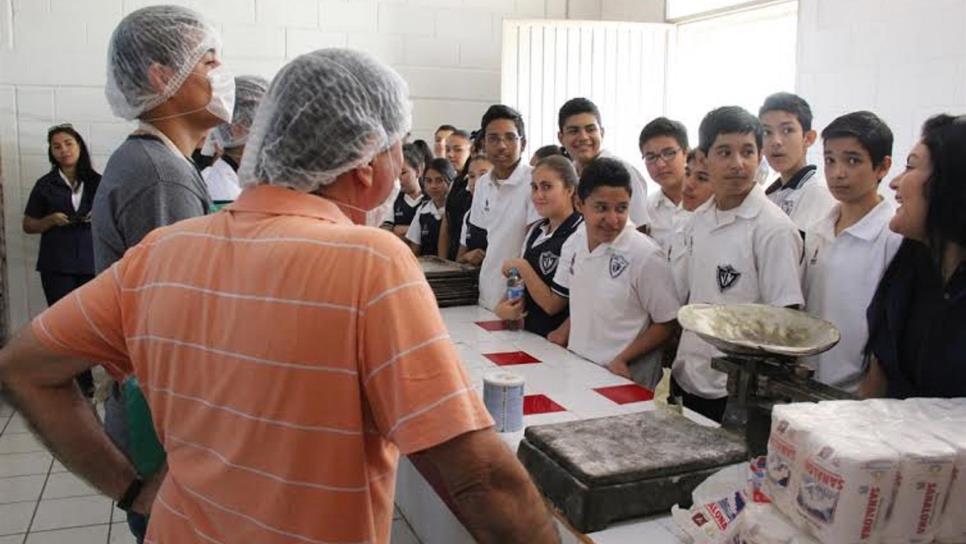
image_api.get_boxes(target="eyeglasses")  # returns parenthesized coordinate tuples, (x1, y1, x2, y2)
(485, 133, 521, 145)
(643, 147, 681, 164)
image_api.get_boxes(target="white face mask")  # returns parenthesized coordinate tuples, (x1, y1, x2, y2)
(332, 145, 403, 226)
(206, 65, 235, 124)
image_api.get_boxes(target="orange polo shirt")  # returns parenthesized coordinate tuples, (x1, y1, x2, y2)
(32, 185, 493, 544)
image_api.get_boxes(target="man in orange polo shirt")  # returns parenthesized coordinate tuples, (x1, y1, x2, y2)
(0, 49, 557, 544)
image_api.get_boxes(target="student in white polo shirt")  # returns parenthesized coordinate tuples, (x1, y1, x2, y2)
(640, 117, 690, 248)
(759, 92, 835, 230)
(556, 97, 651, 230)
(671, 106, 804, 422)
(667, 149, 715, 302)
(406, 158, 454, 256)
(470, 105, 540, 309)
(549, 157, 680, 389)
(803, 111, 901, 392)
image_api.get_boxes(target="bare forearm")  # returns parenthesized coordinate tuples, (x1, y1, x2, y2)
(3, 379, 137, 502)
(22, 216, 50, 234)
(617, 321, 674, 362)
(437, 218, 451, 259)
(517, 263, 566, 316)
(0, 328, 138, 505)
(430, 431, 558, 543)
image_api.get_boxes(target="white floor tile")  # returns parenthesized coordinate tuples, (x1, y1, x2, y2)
(0, 535, 23, 543)
(0, 501, 35, 536)
(393, 505, 401, 519)
(41, 473, 99, 501)
(2, 417, 32, 435)
(48, 463, 67, 475)
(0, 453, 52, 478)
(0, 475, 46, 504)
(0, 434, 46, 455)
(30, 495, 112, 532)
(390, 519, 420, 544)
(25, 524, 109, 544)
(109, 522, 138, 544)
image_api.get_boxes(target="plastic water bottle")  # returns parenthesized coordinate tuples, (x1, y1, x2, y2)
(505, 268, 525, 331)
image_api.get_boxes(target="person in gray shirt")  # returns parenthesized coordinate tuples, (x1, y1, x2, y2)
(92, 5, 234, 542)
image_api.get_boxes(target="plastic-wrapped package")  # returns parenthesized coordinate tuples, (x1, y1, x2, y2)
(875, 425, 957, 543)
(737, 503, 819, 544)
(919, 418, 966, 544)
(765, 404, 825, 517)
(792, 429, 899, 543)
(672, 491, 746, 544)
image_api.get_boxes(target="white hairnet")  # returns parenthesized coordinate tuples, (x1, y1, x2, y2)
(238, 48, 412, 192)
(105, 5, 221, 120)
(212, 75, 269, 149)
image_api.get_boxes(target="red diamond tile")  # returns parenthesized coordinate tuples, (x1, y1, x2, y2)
(593, 384, 654, 404)
(523, 394, 566, 415)
(475, 320, 508, 331)
(483, 351, 541, 366)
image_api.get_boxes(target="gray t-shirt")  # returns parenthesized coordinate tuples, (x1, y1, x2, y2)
(92, 134, 211, 273)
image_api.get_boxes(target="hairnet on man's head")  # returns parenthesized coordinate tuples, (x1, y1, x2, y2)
(105, 5, 221, 120)
(238, 49, 412, 193)
(212, 75, 269, 149)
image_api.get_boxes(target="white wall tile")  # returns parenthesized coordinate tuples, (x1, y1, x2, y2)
(436, 8, 492, 41)
(15, 88, 55, 122)
(256, 0, 318, 28)
(222, 24, 286, 58)
(398, 66, 500, 101)
(404, 35, 460, 67)
(285, 28, 347, 58)
(377, 3, 434, 36)
(346, 32, 404, 64)
(55, 87, 113, 122)
(319, 0, 376, 32)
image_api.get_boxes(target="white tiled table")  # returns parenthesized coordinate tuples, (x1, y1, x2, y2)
(395, 306, 704, 543)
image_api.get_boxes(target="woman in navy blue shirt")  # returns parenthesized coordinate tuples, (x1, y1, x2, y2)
(22, 124, 100, 395)
(864, 114, 966, 398)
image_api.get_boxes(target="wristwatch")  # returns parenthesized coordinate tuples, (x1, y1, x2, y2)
(117, 475, 145, 512)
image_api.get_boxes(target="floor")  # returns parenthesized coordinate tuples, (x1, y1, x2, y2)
(0, 397, 422, 543)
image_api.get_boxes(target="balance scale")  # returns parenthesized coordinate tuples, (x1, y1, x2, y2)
(678, 303, 857, 457)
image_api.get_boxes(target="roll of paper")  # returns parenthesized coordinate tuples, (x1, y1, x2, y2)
(483, 370, 525, 433)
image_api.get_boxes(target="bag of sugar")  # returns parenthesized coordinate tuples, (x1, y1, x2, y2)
(875, 424, 957, 544)
(792, 430, 898, 543)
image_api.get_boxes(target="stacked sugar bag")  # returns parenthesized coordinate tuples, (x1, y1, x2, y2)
(764, 398, 966, 543)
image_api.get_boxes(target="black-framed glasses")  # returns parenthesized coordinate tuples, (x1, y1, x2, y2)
(485, 133, 521, 145)
(643, 147, 681, 164)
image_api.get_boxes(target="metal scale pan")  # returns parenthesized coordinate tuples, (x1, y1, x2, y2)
(678, 303, 851, 455)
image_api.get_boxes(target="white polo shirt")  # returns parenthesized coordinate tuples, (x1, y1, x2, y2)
(666, 204, 707, 303)
(802, 199, 902, 392)
(672, 184, 805, 399)
(552, 222, 681, 370)
(646, 189, 687, 249)
(471, 160, 539, 309)
(766, 167, 835, 231)
(597, 149, 651, 228)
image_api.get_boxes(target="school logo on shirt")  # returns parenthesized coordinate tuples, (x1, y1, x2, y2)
(539, 251, 559, 276)
(609, 254, 630, 279)
(717, 265, 741, 292)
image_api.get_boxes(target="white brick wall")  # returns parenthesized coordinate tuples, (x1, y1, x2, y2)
(1, 0, 662, 332)
(796, 0, 966, 178)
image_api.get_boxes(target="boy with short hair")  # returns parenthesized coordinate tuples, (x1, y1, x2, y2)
(557, 97, 651, 229)
(639, 117, 690, 247)
(549, 157, 680, 389)
(803, 111, 901, 392)
(471, 105, 539, 309)
(667, 149, 715, 302)
(759, 92, 835, 229)
(672, 106, 804, 422)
